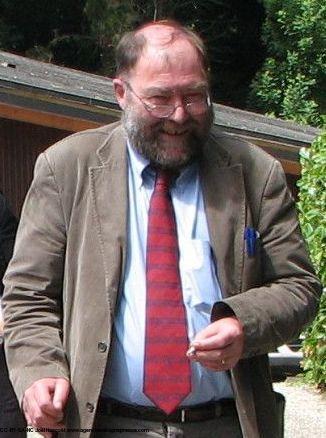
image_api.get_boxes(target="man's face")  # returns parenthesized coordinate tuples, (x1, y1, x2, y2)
(117, 36, 213, 170)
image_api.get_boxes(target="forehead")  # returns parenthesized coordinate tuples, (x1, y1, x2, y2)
(129, 31, 207, 91)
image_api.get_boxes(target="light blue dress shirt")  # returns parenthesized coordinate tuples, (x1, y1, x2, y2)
(102, 143, 234, 405)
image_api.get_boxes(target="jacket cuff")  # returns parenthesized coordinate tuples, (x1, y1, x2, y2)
(211, 301, 236, 322)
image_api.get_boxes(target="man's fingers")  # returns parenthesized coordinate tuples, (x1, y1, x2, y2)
(53, 378, 70, 411)
(192, 334, 231, 351)
(191, 317, 243, 350)
(193, 347, 238, 368)
(26, 394, 64, 429)
(25, 413, 32, 425)
(23, 377, 70, 432)
(34, 380, 58, 416)
(197, 358, 233, 371)
(34, 378, 69, 417)
(187, 317, 244, 371)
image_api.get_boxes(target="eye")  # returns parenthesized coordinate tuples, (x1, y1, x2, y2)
(184, 93, 205, 104)
(147, 95, 170, 105)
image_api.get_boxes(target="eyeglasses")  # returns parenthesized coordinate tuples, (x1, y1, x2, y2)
(124, 82, 211, 119)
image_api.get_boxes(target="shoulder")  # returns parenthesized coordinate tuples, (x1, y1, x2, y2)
(208, 127, 280, 182)
(42, 121, 123, 165)
(32, 122, 126, 186)
(210, 127, 276, 166)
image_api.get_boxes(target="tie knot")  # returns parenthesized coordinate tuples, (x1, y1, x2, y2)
(155, 170, 173, 193)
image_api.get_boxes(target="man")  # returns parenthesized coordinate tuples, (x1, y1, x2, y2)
(2, 21, 321, 438)
(0, 192, 26, 436)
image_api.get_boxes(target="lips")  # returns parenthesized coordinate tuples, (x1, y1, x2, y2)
(161, 128, 188, 136)
(159, 122, 190, 136)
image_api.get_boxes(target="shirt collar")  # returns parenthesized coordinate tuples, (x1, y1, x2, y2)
(127, 141, 149, 190)
(127, 141, 198, 192)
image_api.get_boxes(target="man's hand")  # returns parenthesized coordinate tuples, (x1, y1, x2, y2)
(23, 377, 70, 438)
(0, 314, 4, 335)
(187, 316, 244, 371)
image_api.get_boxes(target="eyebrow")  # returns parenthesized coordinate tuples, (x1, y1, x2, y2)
(143, 82, 208, 96)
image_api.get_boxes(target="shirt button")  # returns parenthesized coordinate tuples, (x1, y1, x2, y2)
(86, 402, 94, 413)
(98, 342, 108, 352)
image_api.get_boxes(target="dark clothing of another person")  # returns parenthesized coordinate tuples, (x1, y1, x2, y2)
(0, 193, 26, 437)
(0, 194, 18, 293)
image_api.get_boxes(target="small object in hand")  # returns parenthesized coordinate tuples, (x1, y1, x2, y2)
(186, 345, 196, 357)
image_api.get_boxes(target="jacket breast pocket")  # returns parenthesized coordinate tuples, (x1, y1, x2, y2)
(243, 229, 262, 290)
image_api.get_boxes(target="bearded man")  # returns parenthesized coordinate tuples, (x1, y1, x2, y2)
(2, 20, 320, 438)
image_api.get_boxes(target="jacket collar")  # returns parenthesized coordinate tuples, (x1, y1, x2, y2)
(96, 123, 128, 167)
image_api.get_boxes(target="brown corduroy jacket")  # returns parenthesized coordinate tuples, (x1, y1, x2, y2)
(3, 122, 321, 437)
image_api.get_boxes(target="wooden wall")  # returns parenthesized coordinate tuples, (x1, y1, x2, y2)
(0, 116, 300, 218)
(0, 117, 71, 217)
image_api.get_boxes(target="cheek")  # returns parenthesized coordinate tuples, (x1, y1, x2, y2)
(195, 112, 211, 126)
(141, 116, 163, 133)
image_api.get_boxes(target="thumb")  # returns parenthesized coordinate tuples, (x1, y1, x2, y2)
(53, 378, 70, 411)
(191, 321, 225, 349)
(193, 321, 221, 342)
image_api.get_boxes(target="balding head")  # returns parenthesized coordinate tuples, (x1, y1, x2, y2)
(113, 20, 213, 171)
(115, 20, 209, 79)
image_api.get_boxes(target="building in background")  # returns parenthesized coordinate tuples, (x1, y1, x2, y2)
(0, 51, 321, 217)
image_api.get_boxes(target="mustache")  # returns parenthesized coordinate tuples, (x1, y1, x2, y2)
(152, 119, 200, 133)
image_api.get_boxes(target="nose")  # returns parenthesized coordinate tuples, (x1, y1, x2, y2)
(168, 101, 190, 124)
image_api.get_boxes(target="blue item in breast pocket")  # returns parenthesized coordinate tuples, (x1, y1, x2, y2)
(244, 227, 260, 257)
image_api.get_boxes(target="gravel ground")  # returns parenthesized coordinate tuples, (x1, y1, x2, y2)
(274, 378, 326, 438)
(27, 378, 325, 438)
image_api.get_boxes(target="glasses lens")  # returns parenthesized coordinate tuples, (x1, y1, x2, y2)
(151, 105, 175, 118)
(186, 100, 209, 115)
(151, 101, 209, 118)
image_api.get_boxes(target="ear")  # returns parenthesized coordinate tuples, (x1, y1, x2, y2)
(113, 78, 127, 110)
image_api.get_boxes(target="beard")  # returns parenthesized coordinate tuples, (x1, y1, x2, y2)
(122, 102, 214, 171)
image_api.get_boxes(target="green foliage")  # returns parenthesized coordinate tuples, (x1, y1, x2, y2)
(84, 0, 135, 46)
(83, 0, 138, 76)
(301, 293, 326, 389)
(0, 0, 87, 51)
(0, 0, 266, 107)
(85, 0, 266, 105)
(255, 3, 326, 386)
(249, 0, 326, 127)
(297, 132, 326, 389)
(49, 35, 101, 71)
(173, 0, 266, 108)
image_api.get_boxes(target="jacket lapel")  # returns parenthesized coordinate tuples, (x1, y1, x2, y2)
(89, 125, 128, 316)
(200, 134, 246, 298)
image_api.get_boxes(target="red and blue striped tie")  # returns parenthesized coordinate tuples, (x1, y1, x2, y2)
(144, 170, 191, 414)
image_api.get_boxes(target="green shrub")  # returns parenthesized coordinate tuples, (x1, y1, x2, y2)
(297, 132, 326, 389)
(49, 35, 102, 72)
(249, 0, 325, 127)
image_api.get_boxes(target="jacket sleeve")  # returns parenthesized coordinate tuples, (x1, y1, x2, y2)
(2, 153, 70, 404)
(216, 160, 321, 357)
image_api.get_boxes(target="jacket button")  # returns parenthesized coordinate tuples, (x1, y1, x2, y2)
(86, 402, 94, 413)
(98, 342, 108, 352)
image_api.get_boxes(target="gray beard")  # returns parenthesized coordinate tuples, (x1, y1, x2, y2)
(122, 106, 214, 171)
